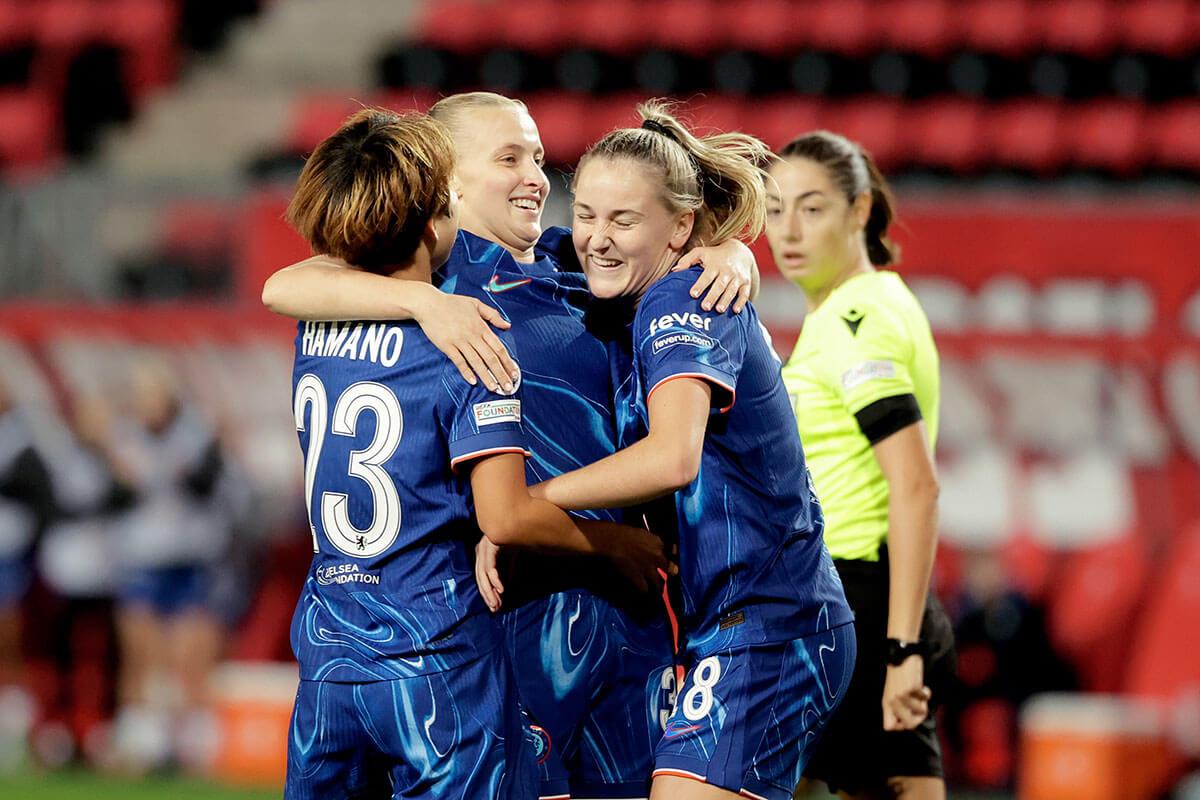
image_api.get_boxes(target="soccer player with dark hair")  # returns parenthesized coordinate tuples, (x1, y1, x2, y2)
(265, 92, 762, 800)
(281, 108, 665, 800)
(767, 131, 956, 800)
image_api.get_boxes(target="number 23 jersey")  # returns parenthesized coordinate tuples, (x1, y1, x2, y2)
(290, 318, 528, 682)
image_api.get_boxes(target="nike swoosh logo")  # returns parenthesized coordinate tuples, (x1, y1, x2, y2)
(485, 276, 532, 293)
(662, 723, 700, 738)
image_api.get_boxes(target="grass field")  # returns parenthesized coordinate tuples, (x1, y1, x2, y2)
(0, 769, 279, 800)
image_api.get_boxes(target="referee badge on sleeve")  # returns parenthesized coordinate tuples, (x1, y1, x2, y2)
(841, 360, 895, 391)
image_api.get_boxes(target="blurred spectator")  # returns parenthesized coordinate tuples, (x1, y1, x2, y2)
(941, 549, 1078, 789)
(104, 359, 233, 774)
(0, 378, 55, 771)
(33, 394, 136, 768)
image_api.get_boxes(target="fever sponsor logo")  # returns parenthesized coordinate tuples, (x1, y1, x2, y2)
(648, 311, 713, 336)
(651, 330, 715, 355)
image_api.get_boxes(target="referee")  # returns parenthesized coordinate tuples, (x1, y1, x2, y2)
(765, 132, 956, 800)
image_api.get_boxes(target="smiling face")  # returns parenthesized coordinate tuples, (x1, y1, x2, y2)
(571, 157, 694, 300)
(765, 156, 869, 296)
(451, 105, 549, 262)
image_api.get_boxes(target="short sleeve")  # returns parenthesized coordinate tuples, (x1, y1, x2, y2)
(439, 337, 530, 471)
(633, 272, 744, 413)
(817, 301, 916, 416)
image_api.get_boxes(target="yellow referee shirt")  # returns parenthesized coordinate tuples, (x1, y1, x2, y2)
(783, 270, 940, 562)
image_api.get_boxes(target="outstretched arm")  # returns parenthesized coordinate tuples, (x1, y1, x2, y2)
(263, 256, 519, 393)
(468, 453, 668, 596)
(532, 378, 711, 511)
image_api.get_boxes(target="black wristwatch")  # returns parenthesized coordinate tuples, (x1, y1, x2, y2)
(886, 638, 928, 666)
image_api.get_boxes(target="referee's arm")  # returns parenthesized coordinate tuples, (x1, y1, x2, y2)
(859, 397, 940, 730)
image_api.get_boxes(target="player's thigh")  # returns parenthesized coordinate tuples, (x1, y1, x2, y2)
(650, 774, 743, 799)
(654, 627, 855, 800)
(376, 654, 536, 800)
(574, 611, 675, 796)
(285, 680, 382, 800)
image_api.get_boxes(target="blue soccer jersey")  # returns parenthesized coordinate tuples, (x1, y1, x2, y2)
(290, 318, 529, 683)
(612, 268, 853, 659)
(437, 229, 675, 798)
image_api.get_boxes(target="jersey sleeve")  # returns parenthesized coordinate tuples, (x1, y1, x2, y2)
(634, 272, 744, 414)
(439, 341, 530, 471)
(815, 301, 922, 438)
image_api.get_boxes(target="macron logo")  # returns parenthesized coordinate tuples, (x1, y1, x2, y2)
(648, 312, 713, 336)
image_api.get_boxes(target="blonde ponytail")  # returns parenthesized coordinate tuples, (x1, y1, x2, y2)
(575, 99, 769, 249)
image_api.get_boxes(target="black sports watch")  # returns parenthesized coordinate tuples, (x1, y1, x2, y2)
(886, 638, 928, 666)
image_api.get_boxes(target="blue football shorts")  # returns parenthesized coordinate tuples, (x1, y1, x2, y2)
(652, 622, 856, 800)
(285, 650, 537, 800)
(501, 589, 676, 799)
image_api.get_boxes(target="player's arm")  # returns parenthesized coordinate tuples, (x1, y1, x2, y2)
(871, 411, 939, 731)
(466, 453, 668, 594)
(262, 255, 518, 392)
(672, 238, 760, 313)
(534, 378, 712, 511)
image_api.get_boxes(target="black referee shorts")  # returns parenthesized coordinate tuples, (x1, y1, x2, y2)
(803, 549, 957, 795)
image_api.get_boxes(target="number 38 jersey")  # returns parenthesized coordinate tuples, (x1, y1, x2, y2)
(290, 318, 528, 683)
(613, 269, 854, 659)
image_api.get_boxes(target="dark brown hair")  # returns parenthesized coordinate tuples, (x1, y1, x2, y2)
(286, 108, 455, 273)
(575, 99, 770, 249)
(778, 130, 899, 266)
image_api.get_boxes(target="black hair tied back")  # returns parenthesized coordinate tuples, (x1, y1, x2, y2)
(640, 119, 676, 141)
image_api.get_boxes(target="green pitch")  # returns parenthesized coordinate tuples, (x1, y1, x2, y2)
(0, 769, 279, 800)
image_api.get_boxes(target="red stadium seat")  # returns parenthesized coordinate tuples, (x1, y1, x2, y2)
(32, 0, 102, 51)
(288, 94, 367, 154)
(956, 0, 1035, 56)
(1116, 0, 1195, 56)
(1125, 526, 1200, 700)
(417, 0, 495, 52)
(804, 0, 878, 55)
(580, 91, 651, 149)
(988, 101, 1070, 174)
(906, 98, 986, 173)
(572, 0, 648, 53)
(499, 0, 569, 55)
(875, 0, 956, 57)
(1034, 0, 1117, 57)
(821, 97, 905, 171)
(1047, 534, 1149, 692)
(645, 0, 724, 55)
(0, 88, 58, 170)
(0, 0, 37, 47)
(1150, 102, 1200, 172)
(1069, 101, 1146, 175)
(751, 95, 825, 151)
(162, 201, 235, 262)
(719, 0, 797, 56)
(107, 0, 179, 102)
(522, 91, 591, 164)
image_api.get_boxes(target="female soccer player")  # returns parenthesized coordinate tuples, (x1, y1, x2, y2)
(765, 132, 956, 800)
(530, 103, 855, 800)
(265, 92, 758, 800)
(281, 107, 666, 800)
